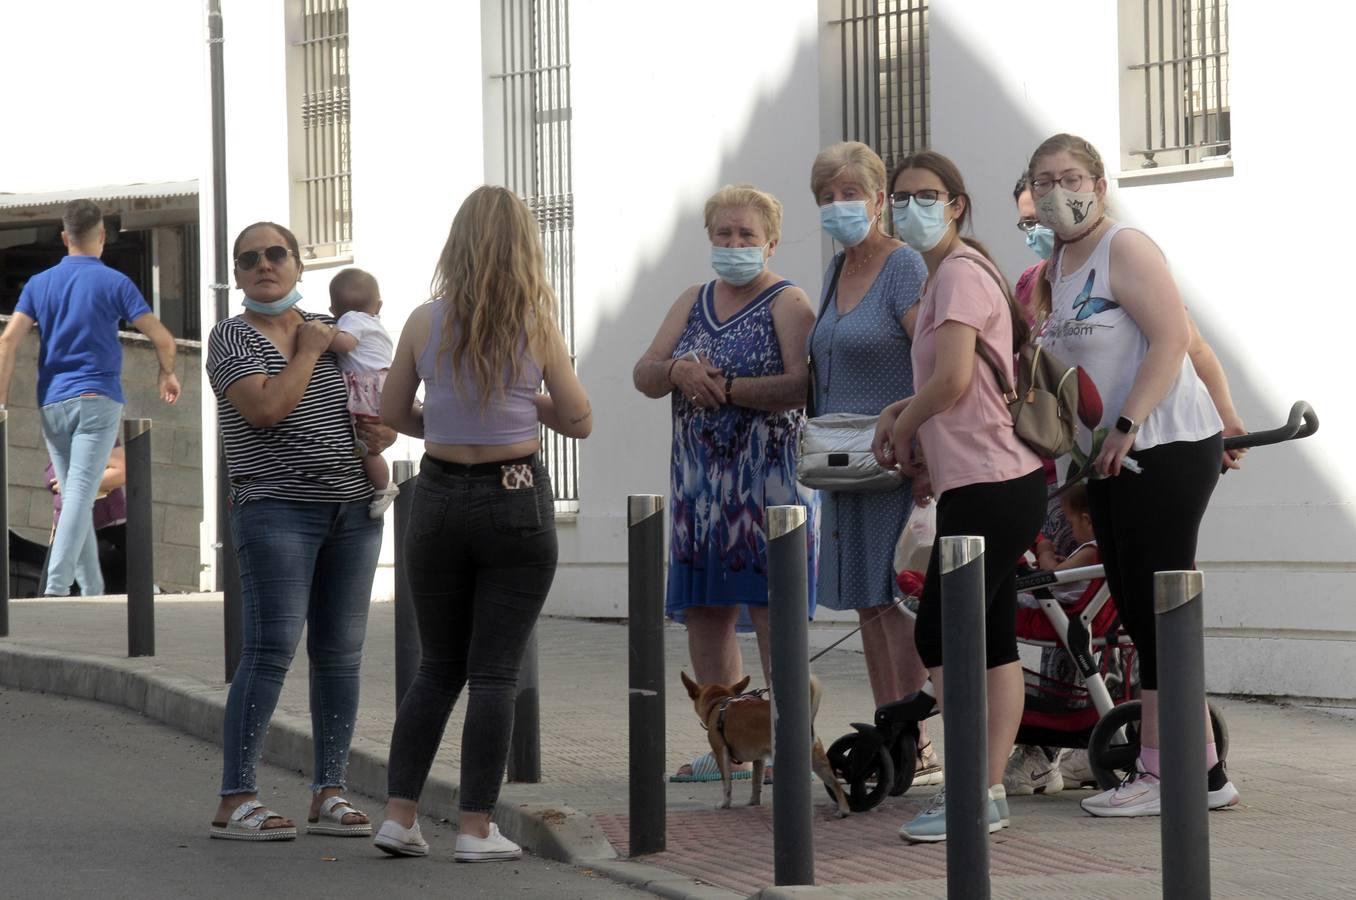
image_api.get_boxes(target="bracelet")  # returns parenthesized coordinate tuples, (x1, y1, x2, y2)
(666, 357, 681, 387)
(724, 372, 735, 405)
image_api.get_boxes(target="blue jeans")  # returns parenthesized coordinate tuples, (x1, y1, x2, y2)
(41, 395, 123, 596)
(221, 498, 382, 796)
(386, 455, 556, 812)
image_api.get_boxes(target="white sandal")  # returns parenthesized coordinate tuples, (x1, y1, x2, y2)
(209, 800, 297, 841)
(306, 795, 373, 836)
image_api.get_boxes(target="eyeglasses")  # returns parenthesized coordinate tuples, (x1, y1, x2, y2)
(1029, 173, 1098, 195)
(234, 245, 294, 270)
(1016, 217, 1041, 234)
(889, 190, 952, 208)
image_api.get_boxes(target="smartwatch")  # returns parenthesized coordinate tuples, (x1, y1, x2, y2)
(1114, 415, 1140, 435)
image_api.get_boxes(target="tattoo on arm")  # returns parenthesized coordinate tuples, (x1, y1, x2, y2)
(568, 404, 593, 426)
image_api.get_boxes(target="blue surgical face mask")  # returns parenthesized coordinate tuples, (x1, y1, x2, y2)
(819, 200, 873, 247)
(891, 201, 952, 253)
(1025, 224, 1056, 260)
(243, 287, 303, 316)
(711, 244, 767, 287)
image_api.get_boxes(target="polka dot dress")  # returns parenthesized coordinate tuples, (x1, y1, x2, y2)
(807, 246, 927, 610)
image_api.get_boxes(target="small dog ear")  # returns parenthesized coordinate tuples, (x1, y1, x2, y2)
(680, 671, 700, 698)
(732, 675, 751, 694)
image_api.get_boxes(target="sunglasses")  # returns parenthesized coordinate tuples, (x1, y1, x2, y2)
(234, 245, 294, 270)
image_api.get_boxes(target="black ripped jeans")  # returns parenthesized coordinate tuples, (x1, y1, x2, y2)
(385, 454, 557, 813)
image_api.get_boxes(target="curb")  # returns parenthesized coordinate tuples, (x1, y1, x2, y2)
(0, 642, 616, 866)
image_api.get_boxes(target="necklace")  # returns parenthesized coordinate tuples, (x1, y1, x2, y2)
(1063, 214, 1107, 245)
(844, 247, 877, 278)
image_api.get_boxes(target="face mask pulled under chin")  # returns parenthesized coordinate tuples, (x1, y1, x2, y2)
(1035, 185, 1101, 238)
(243, 287, 303, 316)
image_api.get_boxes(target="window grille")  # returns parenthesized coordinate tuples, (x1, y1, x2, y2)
(492, 0, 579, 510)
(1126, 0, 1229, 168)
(293, 0, 352, 259)
(830, 0, 930, 172)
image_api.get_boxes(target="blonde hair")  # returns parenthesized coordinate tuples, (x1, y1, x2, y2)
(810, 141, 887, 199)
(430, 185, 557, 406)
(703, 184, 782, 243)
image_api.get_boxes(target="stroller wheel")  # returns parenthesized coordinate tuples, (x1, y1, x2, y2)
(826, 732, 896, 812)
(1088, 700, 1232, 791)
(888, 733, 918, 796)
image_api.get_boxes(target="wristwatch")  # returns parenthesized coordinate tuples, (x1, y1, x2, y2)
(723, 372, 735, 405)
(1114, 415, 1140, 435)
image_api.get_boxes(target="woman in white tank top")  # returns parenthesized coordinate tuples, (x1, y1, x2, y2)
(1028, 134, 1241, 819)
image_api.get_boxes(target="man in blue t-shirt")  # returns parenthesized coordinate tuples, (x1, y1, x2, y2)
(0, 199, 180, 596)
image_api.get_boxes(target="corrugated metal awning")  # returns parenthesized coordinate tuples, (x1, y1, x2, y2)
(0, 180, 198, 211)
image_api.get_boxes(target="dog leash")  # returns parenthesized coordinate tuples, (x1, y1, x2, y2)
(808, 596, 908, 664)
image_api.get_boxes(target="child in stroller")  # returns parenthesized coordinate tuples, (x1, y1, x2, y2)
(1005, 481, 1122, 796)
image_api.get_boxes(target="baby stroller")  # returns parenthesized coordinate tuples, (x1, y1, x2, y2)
(825, 401, 1319, 812)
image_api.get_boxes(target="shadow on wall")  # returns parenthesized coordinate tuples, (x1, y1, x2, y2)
(567, 15, 1350, 644)
(922, 10, 1356, 582)
(564, 28, 831, 616)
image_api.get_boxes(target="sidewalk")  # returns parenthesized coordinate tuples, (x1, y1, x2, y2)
(3, 596, 1355, 898)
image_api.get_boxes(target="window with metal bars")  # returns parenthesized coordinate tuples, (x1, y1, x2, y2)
(829, 0, 930, 173)
(488, 0, 579, 510)
(1123, 0, 1230, 169)
(289, 0, 352, 260)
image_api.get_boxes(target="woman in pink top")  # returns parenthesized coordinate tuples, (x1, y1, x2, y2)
(872, 151, 1046, 842)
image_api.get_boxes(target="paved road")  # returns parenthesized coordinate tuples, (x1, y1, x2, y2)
(0, 686, 642, 900)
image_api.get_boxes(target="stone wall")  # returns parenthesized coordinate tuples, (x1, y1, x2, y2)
(3, 316, 203, 593)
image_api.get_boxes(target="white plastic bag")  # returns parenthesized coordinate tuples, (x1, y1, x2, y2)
(893, 501, 937, 575)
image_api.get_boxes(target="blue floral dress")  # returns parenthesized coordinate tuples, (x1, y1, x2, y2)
(666, 279, 819, 628)
(808, 247, 927, 610)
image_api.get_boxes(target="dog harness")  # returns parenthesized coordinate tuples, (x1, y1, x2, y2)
(707, 688, 769, 765)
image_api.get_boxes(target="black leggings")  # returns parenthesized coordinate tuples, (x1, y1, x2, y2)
(1086, 433, 1221, 691)
(915, 468, 1047, 670)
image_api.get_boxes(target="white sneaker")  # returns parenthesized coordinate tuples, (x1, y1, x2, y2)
(1003, 745, 1064, 796)
(454, 823, 522, 862)
(1059, 748, 1097, 788)
(373, 819, 429, 857)
(1082, 771, 1161, 817)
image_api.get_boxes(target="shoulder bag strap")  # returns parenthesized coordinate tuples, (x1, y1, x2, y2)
(806, 254, 846, 419)
(946, 252, 1018, 401)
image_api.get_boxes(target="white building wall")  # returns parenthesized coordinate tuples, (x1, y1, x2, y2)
(931, 1, 1356, 699)
(551, 0, 826, 618)
(8, 0, 1350, 698)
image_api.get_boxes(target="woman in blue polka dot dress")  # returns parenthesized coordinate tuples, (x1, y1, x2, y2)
(808, 143, 941, 782)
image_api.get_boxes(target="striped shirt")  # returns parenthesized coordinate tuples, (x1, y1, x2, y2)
(206, 311, 369, 505)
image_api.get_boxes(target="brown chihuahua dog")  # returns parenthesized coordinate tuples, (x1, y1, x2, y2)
(680, 671, 850, 817)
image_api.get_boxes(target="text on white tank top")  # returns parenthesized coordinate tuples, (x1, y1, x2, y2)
(1040, 223, 1221, 454)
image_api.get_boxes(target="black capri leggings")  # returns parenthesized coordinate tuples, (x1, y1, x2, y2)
(915, 467, 1047, 670)
(1086, 433, 1221, 691)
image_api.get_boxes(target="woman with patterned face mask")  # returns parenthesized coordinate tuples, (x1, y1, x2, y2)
(1028, 133, 1241, 820)
(632, 184, 818, 782)
(806, 141, 942, 786)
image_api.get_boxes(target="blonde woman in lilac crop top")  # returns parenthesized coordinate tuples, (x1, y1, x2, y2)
(375, 186, 591, 862)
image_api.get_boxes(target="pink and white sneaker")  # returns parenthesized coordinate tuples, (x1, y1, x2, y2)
(1082, 770, 1161, 817)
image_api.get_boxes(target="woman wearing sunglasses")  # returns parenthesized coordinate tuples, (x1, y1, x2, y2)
(204, 222, 394, 841)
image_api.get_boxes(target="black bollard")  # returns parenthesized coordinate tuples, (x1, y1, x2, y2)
(392, 459, 420, 707)
(0, 409, 9, 636)
(768, 504, 814, 887)
(124, 418, 155, 657)
(627, 493, 665, 856)
(1155, 570, 1212, 899)
(507, 627, 541, 782)
(939, 535, 990, 900)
